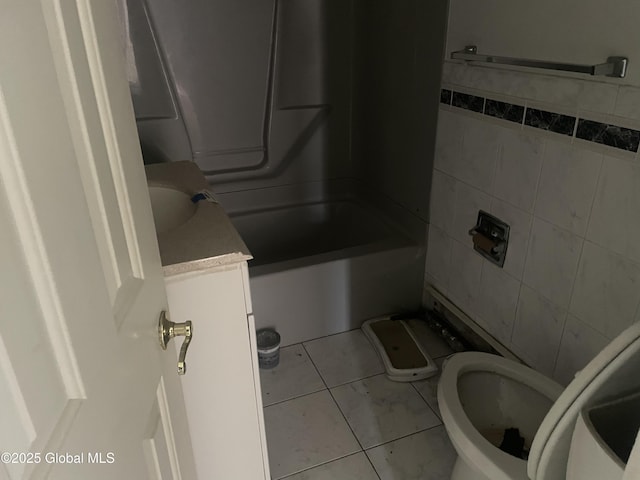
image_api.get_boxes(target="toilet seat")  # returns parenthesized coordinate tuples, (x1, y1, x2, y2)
(528, 321, 640, 480)
(439, 321, 640, 480)
(438, 352, 563, 480)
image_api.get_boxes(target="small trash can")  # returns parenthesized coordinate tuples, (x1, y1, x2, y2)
(256, 328, 281, 369)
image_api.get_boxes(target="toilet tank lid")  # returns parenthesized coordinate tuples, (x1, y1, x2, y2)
(528, 321, 640, 480)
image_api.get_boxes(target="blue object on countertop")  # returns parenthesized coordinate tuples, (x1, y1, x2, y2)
(190, 189, 218, 204)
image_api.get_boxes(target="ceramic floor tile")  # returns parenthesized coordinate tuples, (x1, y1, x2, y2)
(260, 344, 326, 406)
(411, 358, 446, 418)
(281, 453, 379, 480)
(331, 374, 441, 449)
(304, 330, 384, 387)
(264, 390, 360, 479)
(366, 426, 456, 480)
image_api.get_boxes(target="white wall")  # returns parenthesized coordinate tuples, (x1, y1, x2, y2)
(426, 55, 640, 384)
(446, 0, 640, 86)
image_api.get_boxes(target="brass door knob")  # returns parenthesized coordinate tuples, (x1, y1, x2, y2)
(158, 311, 193, 375)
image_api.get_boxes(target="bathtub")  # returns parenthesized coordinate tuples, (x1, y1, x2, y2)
(218, 181, 427, 346)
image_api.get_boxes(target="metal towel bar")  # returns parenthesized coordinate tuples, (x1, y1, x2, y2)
(451, 45, 628, 78)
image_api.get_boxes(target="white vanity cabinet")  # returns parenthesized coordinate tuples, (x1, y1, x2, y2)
(164, 262, 270, 480)
(145, 161, 269, 479)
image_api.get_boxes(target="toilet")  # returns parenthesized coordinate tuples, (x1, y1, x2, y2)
(438, 321, 640, 480)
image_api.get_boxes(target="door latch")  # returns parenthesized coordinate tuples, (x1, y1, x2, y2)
(158, 311, 193, 375)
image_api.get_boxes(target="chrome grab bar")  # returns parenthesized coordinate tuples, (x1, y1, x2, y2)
(451, 45, 628, 78)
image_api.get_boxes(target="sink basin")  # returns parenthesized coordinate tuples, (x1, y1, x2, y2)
(148, 185, 197, 233)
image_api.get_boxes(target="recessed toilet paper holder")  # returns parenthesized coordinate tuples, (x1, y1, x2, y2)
(468, 211, 510, 267)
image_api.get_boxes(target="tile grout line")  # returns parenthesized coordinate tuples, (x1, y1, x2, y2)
(266, 332, 453, 479)
(304, 331, 446, 458)
(301, 326, 365, 344)
(300, 334, 384, 480)
(563, 152, 605, 321)
(272, 450, 380, 480)
(551, 150, 608, 373)
(261, 341, 326, 408)
(363, 422, 447, 453)
(264, 336, 363, 479)
(276, 452, 373, 480)
(301, 341, 368, 453)
(266, 337, 369, 478)
(433, 154, 582, 285)
(409, 380, 442, 422)
(262, 386, 328, 409)
(509, 137, 548, 348)
(265, 340, 454, 409)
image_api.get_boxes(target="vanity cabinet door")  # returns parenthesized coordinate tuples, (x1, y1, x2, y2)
(164, 263, 269, 479)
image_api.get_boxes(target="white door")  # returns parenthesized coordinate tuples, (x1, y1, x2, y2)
(0, 1, 197, 479)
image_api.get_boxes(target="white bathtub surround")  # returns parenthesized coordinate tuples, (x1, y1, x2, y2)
(261, 328, 456, 479)
(220, 180, 427, 346)
(427, 60, 640, 384)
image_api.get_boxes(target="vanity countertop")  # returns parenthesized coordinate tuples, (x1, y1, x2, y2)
(145, 161, 252, 277)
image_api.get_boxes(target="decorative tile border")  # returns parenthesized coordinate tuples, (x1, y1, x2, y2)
(485, 99, 524, 124)
(452, 92, 484, 113)
(525, 108, 576, 136)
(440, 89, 452, 105)
(440, 88, 640, 153)
(576, 120, 640, 152)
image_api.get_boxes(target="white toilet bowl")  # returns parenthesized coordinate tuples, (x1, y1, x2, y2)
(438, 352, 563, 480)
(438, 321, 640, 480)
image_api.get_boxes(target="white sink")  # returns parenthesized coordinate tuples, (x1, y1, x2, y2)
(148, 185, 197, 233)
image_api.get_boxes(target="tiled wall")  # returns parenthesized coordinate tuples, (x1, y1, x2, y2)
(425, 61, 640, 385)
